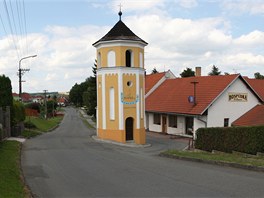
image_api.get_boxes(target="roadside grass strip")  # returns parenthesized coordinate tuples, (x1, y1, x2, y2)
(81, 118, 95, 129)
(25, 116, 63, 132)
(21, 129, 42, 138)
(162, 150, 264, 169)
(0, 141, 26, 198)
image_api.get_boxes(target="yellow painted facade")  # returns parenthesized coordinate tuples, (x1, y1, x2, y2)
(97, 46, 144, 67)
(94, 19, 147, 145)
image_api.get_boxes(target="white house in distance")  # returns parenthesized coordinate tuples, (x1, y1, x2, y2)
(145, 68, 264, 137)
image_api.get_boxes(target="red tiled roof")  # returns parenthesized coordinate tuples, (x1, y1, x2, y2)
(145, 72, 166, 94)
(232, 105, 264, 126)
(243, 77, 264, 102)
(146, 74, 240, 115)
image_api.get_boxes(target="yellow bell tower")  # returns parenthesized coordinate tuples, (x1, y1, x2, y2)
(93, 11, 148, 145)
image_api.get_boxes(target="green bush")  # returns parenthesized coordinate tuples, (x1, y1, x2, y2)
(195, 126, 264, 155)
(24, 120, 37, 129)
(13, 100, 25, 124)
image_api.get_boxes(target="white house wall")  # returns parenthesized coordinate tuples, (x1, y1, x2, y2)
(207, 78, 260, 127)
(148, 113, 162, 132)
(148, 113, 186, 135)
(167, 116, 185, 135)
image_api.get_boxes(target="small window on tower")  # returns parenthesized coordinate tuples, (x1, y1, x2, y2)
(127, 81, 133, 87)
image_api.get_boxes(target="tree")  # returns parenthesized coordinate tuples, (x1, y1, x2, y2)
(0, 75, 14, 125)
(0, 75, 13, 109)
(69, 81, 89, 107)
(208, 65, 221, 76)
(151, 67, 158, 74)
(180, 67, 195, 78)
(83, 61, 97, 117)
(254, 72, 264, 79)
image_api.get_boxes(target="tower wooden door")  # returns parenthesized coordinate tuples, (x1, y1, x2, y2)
(126, 117, 133, 141)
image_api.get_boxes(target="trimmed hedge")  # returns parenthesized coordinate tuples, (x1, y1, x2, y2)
(195, 126, 264, 155)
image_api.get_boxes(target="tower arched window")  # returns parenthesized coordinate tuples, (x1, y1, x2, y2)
(126, 50, 133, 67)
(107, 50, 116, 67)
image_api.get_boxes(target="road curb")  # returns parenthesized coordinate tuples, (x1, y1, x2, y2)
(92, 135, 151, 148)
(159, 153, 264, 173)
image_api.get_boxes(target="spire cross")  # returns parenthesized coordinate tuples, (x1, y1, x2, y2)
(118, 3, 123, 12)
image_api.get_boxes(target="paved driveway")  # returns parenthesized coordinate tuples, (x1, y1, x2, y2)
(22, 107, 264, 198)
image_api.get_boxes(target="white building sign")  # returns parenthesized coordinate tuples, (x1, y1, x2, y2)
(228, 92, 248, 102)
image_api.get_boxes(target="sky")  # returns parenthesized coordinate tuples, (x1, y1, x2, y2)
(0, 0, 264, 93)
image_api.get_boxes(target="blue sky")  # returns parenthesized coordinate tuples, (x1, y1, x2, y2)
(0, 0, 264, 93)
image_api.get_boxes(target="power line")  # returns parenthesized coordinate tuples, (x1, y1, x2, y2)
(3, 0, 20, 59)
(22, 0, 29, 55)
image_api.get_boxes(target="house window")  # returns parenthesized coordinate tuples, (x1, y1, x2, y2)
(153, 113, 161, 125)
(169, 115, 177, 128)
(224, 118, 229, 127)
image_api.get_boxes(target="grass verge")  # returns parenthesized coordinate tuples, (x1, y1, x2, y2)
(25, 116, 63, 132)
(0, 141, 27, 198)
(81, 119, 95, 129)
(21, 129, 42, 138)
(162, 150, 264, 168)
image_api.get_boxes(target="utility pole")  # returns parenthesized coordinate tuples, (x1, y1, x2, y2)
(18, 55, 37, 99)
(44, 90, 48, 119)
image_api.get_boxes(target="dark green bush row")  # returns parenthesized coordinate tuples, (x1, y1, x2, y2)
(195, 126, 264, 155)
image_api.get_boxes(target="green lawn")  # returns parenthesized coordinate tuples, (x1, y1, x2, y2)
(163, 150, 264, 167)
(25, 116, 63, 132)
(0, 141, 27, 198)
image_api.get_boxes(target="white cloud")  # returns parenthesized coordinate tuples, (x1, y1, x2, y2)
(222, 0, 264, 15)
(234, 30, 264, 46)
(1, 2, 264, 93)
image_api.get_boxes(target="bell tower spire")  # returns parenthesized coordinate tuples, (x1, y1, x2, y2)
(118, 3, 122, 20)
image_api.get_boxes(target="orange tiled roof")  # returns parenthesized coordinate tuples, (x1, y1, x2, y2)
(232, 105, 264, 126)
(243, 77, 264, 102)
(146, 74, 240, 115)
(145, 72, 166, 94)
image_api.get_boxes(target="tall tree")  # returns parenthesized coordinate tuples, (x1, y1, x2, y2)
(254, 72, 264, 79)
(83, 61, 97, 117)
(151, 67, 158, 74)
(180, 67, 195, 78)
(208, 65, 221, 76)
(0, 75, 13, 108)
(0, 75, 14, 124)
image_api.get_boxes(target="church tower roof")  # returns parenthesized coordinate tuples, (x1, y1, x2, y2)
(93, 13, 148, 46)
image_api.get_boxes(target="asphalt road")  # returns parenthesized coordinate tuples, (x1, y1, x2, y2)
(22, 107, 264, 198)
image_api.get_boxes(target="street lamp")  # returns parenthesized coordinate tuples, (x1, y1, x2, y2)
(18, 55, 37, 99)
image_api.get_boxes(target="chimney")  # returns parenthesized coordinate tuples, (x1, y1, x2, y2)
(195, 67, 201, 77)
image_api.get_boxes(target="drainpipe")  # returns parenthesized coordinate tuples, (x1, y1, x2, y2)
(193, 116, 207, 140)
(197, 116, 207, 128)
